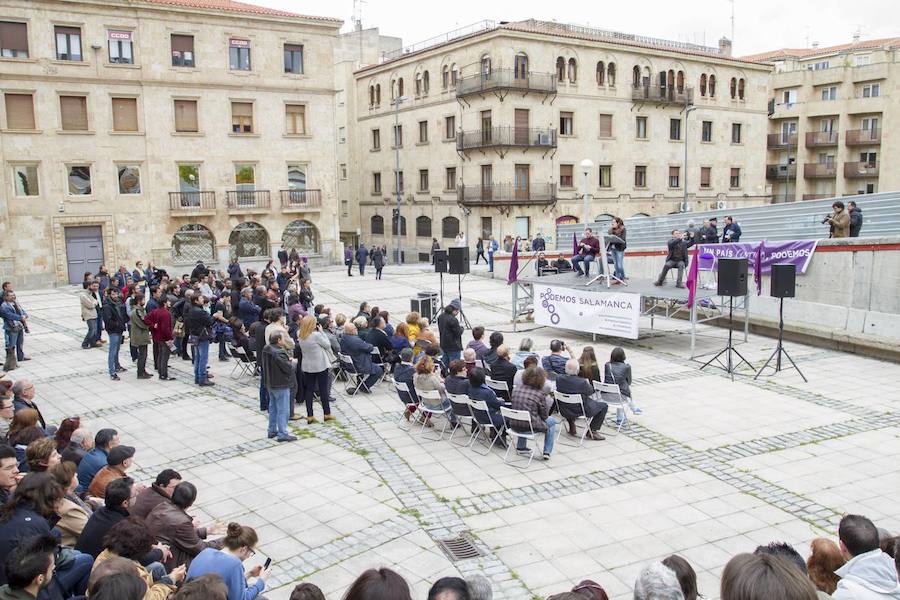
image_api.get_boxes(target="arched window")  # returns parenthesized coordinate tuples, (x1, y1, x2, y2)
(632, 65, 641, 87)
(730, 77, 737, 99)
(596, 61, 605, 85)
(281, 220, 319, 254)
(676, 70, 684, 93)
(415, 215, 432, 238)
(371, 215, 384, 235)
(738, 78, 745, 100)
(700, 74, 707, 97)
(450, 64, 458, 87)
(172, 224, 215, 264)
(556, 57, 565, 81)
(567, 58, 577, 83)
(708, 75, 716, 97)
(607, 62, 616, 86)
(369, 85, 374, 106)
(481, 55, 491, 78)
(415, 72, 422, 96)
(375, 84, 381, 104)
(555, 215, 578, 225)
(391, 215, 407, 236)
(667, 69, 675, 90)
(594, 214, 615, 227)
(229, 222, 269, 258)
(442, 65, 449, 89)
(397, 77, 404, 98)
(441, 216, 460, 239)
(423, 71, 429, 94)
(514, 52, 528, 79)
(390, 78, 396, 100)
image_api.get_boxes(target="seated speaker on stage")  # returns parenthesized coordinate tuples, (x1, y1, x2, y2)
(572, 228, 600, 277)
(653, 229, 695, 289)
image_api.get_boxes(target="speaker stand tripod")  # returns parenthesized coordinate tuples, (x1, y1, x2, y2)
(699, 296, 754, 381)
(753, 296, 807, 382)
(456, 274, 472, 330)
(436, 271, 445, 324)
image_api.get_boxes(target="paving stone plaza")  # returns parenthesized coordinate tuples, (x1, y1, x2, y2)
(12, 265, 900, 599)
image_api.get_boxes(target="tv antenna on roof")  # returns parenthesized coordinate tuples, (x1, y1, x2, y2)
(729, 0, 735, 46)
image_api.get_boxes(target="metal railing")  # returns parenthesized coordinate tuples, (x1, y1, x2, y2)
(524, 20, 723, 55)
(169, 191, 216, 212)
(844, 162, 879, 178)
(805, 131, 838, 147)
(226, 190, 271, 210)
(767, 133, 798, 148)
(456, 68, 557, 97)
(845, 128, 881, 145)
(457, 182, 557, 205)
(280, 189, 322, 209)
(457, 126, 557, 151)
(381, 20, 496, 62)
(804, 163, 837, 178)
(766, 164, 797, 180)
(631, 84, 693, 105)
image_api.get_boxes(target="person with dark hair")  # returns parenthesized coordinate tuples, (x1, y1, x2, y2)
(848, 201, 863, 238)
(129, 293, 153, 379)
(145, 482, 224, 571)
(807, 538, 845, 598)
(482, 331, 504, 367)
(290, 582, 326, 600)
(145, 294, 174, 381)
(76, 428, 119, 493)
(541, 339, 574, 376)
(101, 286, 129, 380)
(437, 301, 464, 368)
(131, 469, 182, 521)
(94, 517, 184, 597)
(0, 446, 19, 505)
(88, 570, 147, 600)
(604, 346, 641, 422)
(466, 327, 488, 359)
(661, 555, 697, 600)
(466, 367, 504, 439)
(261, 331, 298, 441)
(88, 445, 136, 499)
(173, 573, 229, 600)
(755, 542, 808, 575)
(834, 514, 900, 600)
(569, 579, 609, 600)
(8, 426, 42, 473)
(49, 461, 91, 547)
(428, 576, 470, 600)
(344, 567, 412, 600)
(79, 280, 102, 350)
(53, 417, 80, 455)
(825, 201, 851, 238)
(571, 227, 600, 277)
(186, 522, 267, 600)
(75, 477, 141, 558)
(444, 360, 469, 395)
(653, 229, 695, 288)
(0, 533, 56, 599)
(721, 553, 817, 600)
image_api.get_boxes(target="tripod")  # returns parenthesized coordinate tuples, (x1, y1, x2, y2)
(457, 273, 472, 330)
(754, 296, 807, 382)
(699, 295, 754, 380)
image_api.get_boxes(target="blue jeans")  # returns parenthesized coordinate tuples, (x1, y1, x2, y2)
(193, 339, 209, 384)
(259, 372, 269, 411)
(4, 329, 24, 361)
(488, 252, 494, 272)
(441, 350, 460, 370)
(82, 318, 98, 348)
(267, 387, 290, 439)
(53, 550, 93, 597)
(107, 333, 123, 375)
(611, 248, 625, 279)
(516, 416, 558, 454)
(571, 254, 594, 276)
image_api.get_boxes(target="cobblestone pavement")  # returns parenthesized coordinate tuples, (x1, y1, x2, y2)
(13, 265, 900, 599)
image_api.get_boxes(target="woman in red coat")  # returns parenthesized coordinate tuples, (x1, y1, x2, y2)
(145, 297, 174, 380)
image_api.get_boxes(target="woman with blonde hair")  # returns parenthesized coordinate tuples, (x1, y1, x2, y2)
(416, 319, 438, 346)
(405, 312, 421, 342)
(297, 315, 335, 424)
(806, 538, 845, 597)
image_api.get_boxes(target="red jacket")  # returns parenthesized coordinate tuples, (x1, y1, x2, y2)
(144, 306, 173, 342)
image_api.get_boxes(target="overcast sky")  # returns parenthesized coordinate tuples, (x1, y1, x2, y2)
(255, 0, 898, 57)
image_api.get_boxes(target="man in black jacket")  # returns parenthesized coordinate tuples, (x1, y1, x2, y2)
(261, 331, 296, 442)
(848, 201, 863, 237)
(488, 346, 517, 401)
(653, 230, 695, 288)
(700, 217, 719, 243)
(555, 359, 608, 441)
(437, 300, 464, 369)
(100, 287, 128, 380)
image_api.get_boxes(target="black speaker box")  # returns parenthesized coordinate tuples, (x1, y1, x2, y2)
(433, 250, 448, 273)
(718, 258, 748, 296)
(770, 263, 796, 298)
(448, 247, 470, 274)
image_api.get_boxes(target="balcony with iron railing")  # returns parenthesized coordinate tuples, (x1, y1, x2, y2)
(804, 162, 837, 179)
(456, 69, 557, 98)
(169, 191, 216, 215)
(456, 182, 557, 206)
(631, 84, 693, 105)
(766, 164, 797, 180)
(226, 190, 271, 212)
(767, 133, 798, 149)
(844, 162, 879, 178)
(280, 189, 322, 211)
(456, 126, 557, 151)
(845, 128, 881, 146)
(805, 131, 838, 147)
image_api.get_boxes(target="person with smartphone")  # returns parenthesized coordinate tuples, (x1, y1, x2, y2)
(186, 522, 269, 600)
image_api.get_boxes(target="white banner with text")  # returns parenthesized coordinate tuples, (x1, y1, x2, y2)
(535, 286, 641, 339)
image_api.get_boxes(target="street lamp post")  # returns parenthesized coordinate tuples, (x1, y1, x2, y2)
(579, 158, 594, 226)
(392, 95, 408, 263)
(683, 102, 698, 210)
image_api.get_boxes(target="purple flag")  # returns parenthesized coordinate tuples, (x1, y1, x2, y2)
(686, 245, 700, 307)
(507, 237, 520, 284)
(572, 232, 578, 256)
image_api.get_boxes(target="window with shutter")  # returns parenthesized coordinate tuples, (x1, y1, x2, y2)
(559, 164, 573, 188)
(634, 165, 647, 188)
(231, 101, 253, 133)
(700, 167, 711, 188)
(598, 113, 612, 138)
(171, 34, 194, 67)
(0, 22, 29, 57)
(730, 168, 741, 188)
(599, 165, 612, 188)
(174, 100, 198, 132)
(4, 93, 35, 129)
(668, 166, 680, 188)
(445, 167, 456, 191)
(559, 111, 573, 135)
(111, 97, 138, 132)
(59, 95, 88, 131)
(285, 104, 305, 134)
(55, 26, 82, 61)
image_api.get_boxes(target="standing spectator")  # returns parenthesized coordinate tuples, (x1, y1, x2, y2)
(80, 281, 101, 349)
(237, 288, 261, 326)
(608, 218, 627, 282)
(297, 316, 335, 425)
(129, 294, 152, 380)
(76, 428, 118, 493)
(454, 231, 466, 249)
(487, 236, 499, 273)
(508, 366, 557, 460)
(849, 201, 863, 238)
(701, 217, 720, 243)
(145, 296, 174, 381)
(87, 445, 136, 499)
(261, 332, 297, 442)
(832, 514, 900, 600)
(722, 216, 742, 242)
(571, 228, 600, 277)
(344, 245, 354, 277)
(653, 230, 694, 288)
(555, 359, 608, 441)
(356, 244, 369, 277)
(186, 523, 268, 600)
(466, 327, 488, 359)
(431, 238, 440, 264)
(437, 301, 464, 368)
(184, 294, 216, 387)
(531, 233, 546, 252)
(825, 201, 851, 238)
(372, 246, 385, 280)
(227, 258, 243, 283)
(101, 287, 128, 380)
(475, 238, 486, 265)
(1, 290, 28, 371)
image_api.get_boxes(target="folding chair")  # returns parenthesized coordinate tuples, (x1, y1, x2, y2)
(468, 399, 504, 455)
(476, 358, 491, 373)
(500, 406, 537, 469)
(593, 381, 629, 434)
(416, 390, 452, 441)
(447, 393, 476, 447)
(370, 347, 390, 383)
(486, 377, 511, 402)
(394, 381, 419, 430)
(229, 346, 255, 378)
(337, 352, 371, 396)
(553, 390, 590, 446)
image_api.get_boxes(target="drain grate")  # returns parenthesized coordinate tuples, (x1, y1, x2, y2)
(436, 532, 483, 562)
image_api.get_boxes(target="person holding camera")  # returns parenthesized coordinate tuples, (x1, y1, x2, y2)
(653, 229, 695, 288)
(824, 201, 851, 238)
(541, 339, 575, 377)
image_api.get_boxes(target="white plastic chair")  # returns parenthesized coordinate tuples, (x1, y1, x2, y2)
(500, 406, 536, 468)
(447, 393, 476, 447)
(394, 381, 418, 430)
(553, 390, 590, 446)
(486, 377, 511, 402)
(593, 381, 629, 434)
(416, 390, 451, 441)
(468, 399, 504, 455)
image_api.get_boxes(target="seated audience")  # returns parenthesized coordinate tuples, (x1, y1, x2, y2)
(482, 332, 503, 367)
(87, 560, 148, 600)
(367, 317, 393, 361)
(541, 340, 574, 376)
(444, 360, 469, 396)
(578, 347, 602, 382)
(339, 322, 382, 394)
(508, 366, 557, 461)
(428, 576, 470, 600)
(633, 561, 684, 600)
(50, 461, 92, 547)
(807, 538, 845, 598)
(88, 445, 136, 499)
(416, 320, 438, 346)
(662, 555, 698, 600)
(488, 346, 516, 398)
(413, 357, 455, 426)
(0, 389, 12, 443)
(404, 312, 421, 342)
(172, 573, 229, 600)
(568, 579, 609, 600)
(291, 582, 326, 600)
(0, 446, 19, 504)
(390, 323, 413, 355)
(76, 478, 147, 559)
(344, 567, 412, 600)
(131, 468, 182, 521)
(0, 533, 58, 600)
(555, 359, 608, 441)
(11, 382, 51, 434)
(466, 327, 488, 359)
(511, 338, 536, 369)
(77, 428, 119, 493)
(833, 514, 900, 600)
(603, 347, 641, 420)
(92, 517, 184, 596)
(463, 349, 477, 376)
(53, 417, 80, 454)
(186, 523, 267, 600)
(24, 438, 59, 473)
(466, 575, 494, 600)
(467, 368, 504, 437)
(61, 428, 93, 465)
(145, 482, 224, 571)
(720, 553, 818, 600)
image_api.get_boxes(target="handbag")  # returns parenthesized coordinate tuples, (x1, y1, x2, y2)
(173, 318, 185, 337)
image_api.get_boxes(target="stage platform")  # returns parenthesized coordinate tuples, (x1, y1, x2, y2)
(520, 271, 692, 302)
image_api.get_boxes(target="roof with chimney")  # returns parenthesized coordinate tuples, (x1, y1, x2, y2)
(740, 37, 900, 63)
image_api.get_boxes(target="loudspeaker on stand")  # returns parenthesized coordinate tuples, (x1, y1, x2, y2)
(718, 258, 748, 296)
(433, 250, 448, 273)
(770, 263, 796, 298)
(448, 247, 470, 275)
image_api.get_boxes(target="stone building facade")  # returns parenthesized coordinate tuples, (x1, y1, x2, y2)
(0, 0, 342, 287)
(350, 20, 772, 259)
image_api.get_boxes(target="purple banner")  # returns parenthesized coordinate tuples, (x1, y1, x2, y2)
(696, 240, 818, 274)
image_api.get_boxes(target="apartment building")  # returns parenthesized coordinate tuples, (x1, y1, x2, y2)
(743, 37, 900, 201)
(350, 20, 771, 260)
(0, 0, 341, 287)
